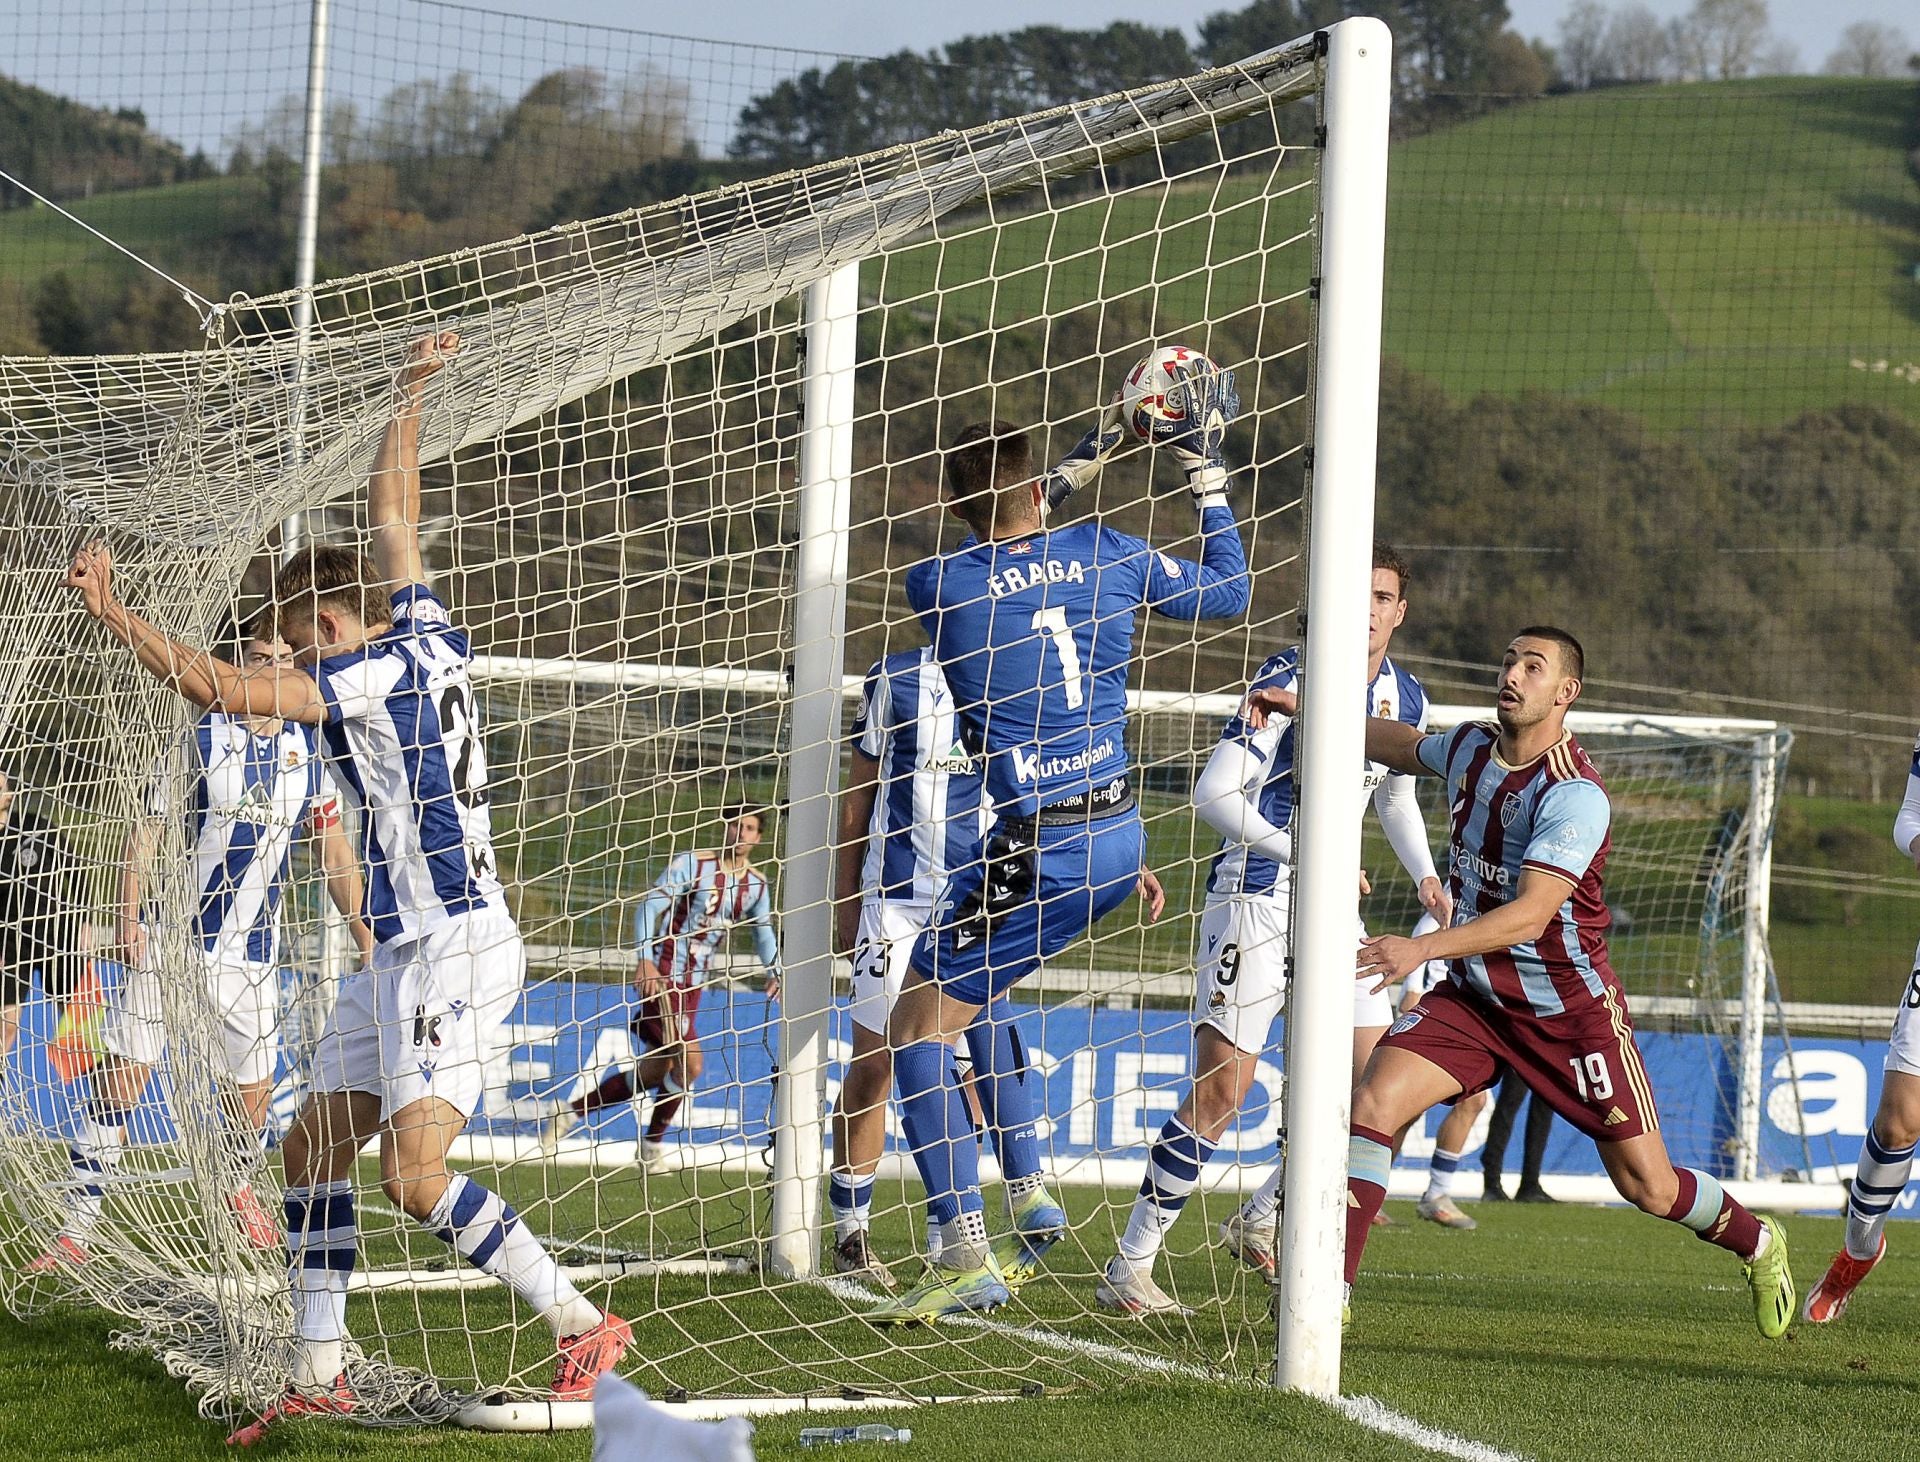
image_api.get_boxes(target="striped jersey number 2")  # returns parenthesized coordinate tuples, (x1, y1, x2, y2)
(1568, 1050, 1615, 1103)
(1031, 607, 1085, 709)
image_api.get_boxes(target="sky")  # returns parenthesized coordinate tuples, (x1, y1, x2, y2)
(474, 0, 1911, 68)
(1, 0, 1912, 163)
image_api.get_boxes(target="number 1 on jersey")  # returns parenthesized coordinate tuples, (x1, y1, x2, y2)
(1031, 607, 1086, 710)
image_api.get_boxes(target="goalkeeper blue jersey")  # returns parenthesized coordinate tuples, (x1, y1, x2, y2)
(905, 506, 1249, 815)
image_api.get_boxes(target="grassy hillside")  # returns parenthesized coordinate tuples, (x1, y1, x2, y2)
(0, 173, 260, 295)
(1387, 78, 1920, 430)
(4, 79, 1915, 432)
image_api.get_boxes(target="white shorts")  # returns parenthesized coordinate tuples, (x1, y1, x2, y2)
(1193, 891, 1391, 1055)
(104, 945, 279, 1088)
(849, 900, 933, 1037)
(311, 910, 524, 1120)
(1886, 951, 1920, 1077)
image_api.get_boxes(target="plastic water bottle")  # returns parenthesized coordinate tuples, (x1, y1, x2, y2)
(797, 1422, 912, 1447)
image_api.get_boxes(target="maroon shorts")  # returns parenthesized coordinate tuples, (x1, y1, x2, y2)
(632, 986, 701, 1051)
(1378, 979, 1659, 1143)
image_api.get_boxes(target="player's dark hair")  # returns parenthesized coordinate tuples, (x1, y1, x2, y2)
(721, 804, 767, 827)
(945, 421, 1034, 533)
(1515, 624, 1585, 680)
(272, 544, 379, 628)
(1372, 542, 1411, 598)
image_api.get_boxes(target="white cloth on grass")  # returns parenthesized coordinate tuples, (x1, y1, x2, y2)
(593, 1371, 755, 1462)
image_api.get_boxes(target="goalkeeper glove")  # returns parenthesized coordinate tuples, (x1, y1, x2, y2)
(1039, 394, 1126, 515)
(1168, 363, 1240, 512)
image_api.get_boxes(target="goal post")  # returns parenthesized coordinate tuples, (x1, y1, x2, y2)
(769, 260, 861, 1281)
(1274, 15, 1394, 1400)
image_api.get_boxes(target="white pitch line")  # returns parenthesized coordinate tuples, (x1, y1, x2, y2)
(820, 1275, 1529, 1461)
(1333, 1396, 1531, 1462)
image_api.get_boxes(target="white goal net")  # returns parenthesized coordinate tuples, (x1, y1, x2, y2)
(0, 20, 1787, 1434)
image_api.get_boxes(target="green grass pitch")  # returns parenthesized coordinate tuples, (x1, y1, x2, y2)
(6, 1165, 1919, 1459)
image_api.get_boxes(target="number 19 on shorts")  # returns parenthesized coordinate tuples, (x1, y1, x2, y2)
(1568, 1050, 1614, 1103)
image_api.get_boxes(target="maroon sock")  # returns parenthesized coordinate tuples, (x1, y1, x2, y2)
(1344, 1124, 1396, 1286)
(1662, 1166, 1764, 1259)
(646, 1094, 684, 1143)
(574, 1069, 634, 1118)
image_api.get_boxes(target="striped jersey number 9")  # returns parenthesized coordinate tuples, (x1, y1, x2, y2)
(1031, 607, 1086, 710)
(1567, 1050, 1614, 1103)
(436, 682, 488, 809)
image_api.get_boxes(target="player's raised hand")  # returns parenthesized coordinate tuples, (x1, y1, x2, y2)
(1244, 684, 1297, 728)
(1134, 866, 1166, 923)
(394, 330, 461, 403)
(1356, 932, 1423, 993)
(1418, 875, 1453, 926)
(1168, 360, 1239, 510)
(1040, 391, 1126, 513)
(64, 541, 118, 619)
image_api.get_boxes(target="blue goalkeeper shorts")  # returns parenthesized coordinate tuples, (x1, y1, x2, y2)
(908, 804, 1144, 1007)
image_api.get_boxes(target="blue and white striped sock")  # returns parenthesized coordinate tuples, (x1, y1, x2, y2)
(1425, 1146, 1464, 1203)
(425, 1173, 600, 1337)
(828, 1172, 874, 1244)
(285, 1179, 355, 1387)
(64, 1101, 128, 1244)
(1845, 1129, 1916, 1260)
(1118, 1117, 1218, 1264)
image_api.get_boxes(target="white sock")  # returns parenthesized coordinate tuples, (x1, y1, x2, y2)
(1239, 1161, 1286, 1225)
(925, 1210, 943, 1261)
(285, 1180, 354, 1387)
(1846, 1129, 1915, 1260)
(1425, 1147, 1464, 1203)
(1118, 1117, 1217, 1264)
(828, 1172, 874, 1245)
(64, 1107, 127, 1243)
(426, 1174, 601, 1337)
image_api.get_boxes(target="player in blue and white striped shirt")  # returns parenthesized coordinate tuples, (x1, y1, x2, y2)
(29, 620, 373, 1274)
(830, 647, 1132, 1288)
(63, 335, 631, 1433)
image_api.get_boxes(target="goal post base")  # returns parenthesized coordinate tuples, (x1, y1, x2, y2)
(455, 1389, 1018, 1431)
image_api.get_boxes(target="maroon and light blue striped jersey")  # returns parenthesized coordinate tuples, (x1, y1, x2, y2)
(635, 852, 779, 990)
(1416, 723, 1617, 1018)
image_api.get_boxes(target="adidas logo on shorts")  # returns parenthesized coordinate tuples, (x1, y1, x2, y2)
(1603, 1106, 1628, 1127)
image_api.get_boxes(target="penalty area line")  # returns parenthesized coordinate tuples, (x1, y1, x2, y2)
(1332, 1395, 1531, 1462)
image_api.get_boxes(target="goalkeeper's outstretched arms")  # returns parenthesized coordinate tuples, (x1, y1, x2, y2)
(63, 545, 327, 724)
(1037, 392, 1126, 514)
(369, 330, 458, 592)
(1137, 362, 1249, 621)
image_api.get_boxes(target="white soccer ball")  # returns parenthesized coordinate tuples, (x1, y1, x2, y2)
(1120, 344, 1218, 445)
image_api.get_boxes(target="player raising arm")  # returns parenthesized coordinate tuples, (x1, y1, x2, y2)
(29, 620, 372, 1273)
(1253, 627, 1795, 1337)
(63, 333, 632, 1439)
(1098, 543, 1447, 1314)
(543, 806, 781, 1170)
(869, 363, 1249, 1324)
(1801, 732, 1920, 1323)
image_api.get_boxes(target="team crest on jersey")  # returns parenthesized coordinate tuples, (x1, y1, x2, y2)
(1500, 792, 1523, 828)
(1386, 1009, 1423, 1038)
